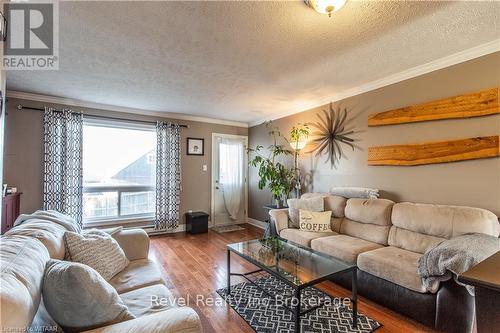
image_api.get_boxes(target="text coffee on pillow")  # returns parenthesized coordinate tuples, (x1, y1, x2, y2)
(299, 209, 332, 232)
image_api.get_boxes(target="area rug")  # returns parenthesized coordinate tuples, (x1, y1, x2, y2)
(216, 274, 381, 333)
(212, 225, 245, 233)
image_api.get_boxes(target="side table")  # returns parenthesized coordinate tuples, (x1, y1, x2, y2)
(458, 250, 500, 333)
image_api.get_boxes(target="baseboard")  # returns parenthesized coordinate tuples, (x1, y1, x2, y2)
(247, 218, 267, 230)
(145, 219, 255, 235)
(144, 223, 186, 235)
(143, 218, 266, 234)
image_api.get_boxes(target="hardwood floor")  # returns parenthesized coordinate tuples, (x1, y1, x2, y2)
(150, 224, 435, 333)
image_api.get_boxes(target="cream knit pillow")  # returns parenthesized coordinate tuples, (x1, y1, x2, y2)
(64, 229, 129, 280)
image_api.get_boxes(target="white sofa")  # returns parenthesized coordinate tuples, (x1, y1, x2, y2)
(0, 217, 202, 333)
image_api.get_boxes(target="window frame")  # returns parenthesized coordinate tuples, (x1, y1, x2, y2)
(82, 117, 156, 226)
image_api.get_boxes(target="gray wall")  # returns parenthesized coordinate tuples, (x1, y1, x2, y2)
(249, 52, 500, 221)
(3, 97, 248, 224)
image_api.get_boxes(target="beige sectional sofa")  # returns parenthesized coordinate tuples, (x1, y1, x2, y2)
(270, 193, 499, 333)
(0, 219, 202, 333)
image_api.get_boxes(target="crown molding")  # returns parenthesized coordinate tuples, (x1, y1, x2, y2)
(7, 40, 499, 129)
(6, 90, 249, 128)
(249, 39, 500, 127)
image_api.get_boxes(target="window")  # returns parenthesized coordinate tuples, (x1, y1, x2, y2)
(82, 119, 156, 224)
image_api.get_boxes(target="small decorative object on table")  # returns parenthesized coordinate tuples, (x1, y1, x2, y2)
(185, 211, 209, 234)
(187, 137, 204, 155)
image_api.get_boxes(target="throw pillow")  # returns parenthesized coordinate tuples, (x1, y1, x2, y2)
(287, 197, 324, 228)
(64, 229, 129, 280)
(299, 210, 332, 232)
(43, 259, 135, 332)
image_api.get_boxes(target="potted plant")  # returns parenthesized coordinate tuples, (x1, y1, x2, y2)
(247, 122, 295, 208)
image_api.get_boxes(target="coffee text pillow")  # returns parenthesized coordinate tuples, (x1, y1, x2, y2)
(299, 210, 332, 233)
(64, 229, 129, 280)
(43, 259, 135, 332)
(287, 197, 324, 228)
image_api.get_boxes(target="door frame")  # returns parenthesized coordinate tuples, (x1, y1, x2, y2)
(211, 133, 249, 227)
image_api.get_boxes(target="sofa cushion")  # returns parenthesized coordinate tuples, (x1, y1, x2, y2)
(358, 246, 428, 293)
(5, 220, 67, 260)
(64, 229, 130, 281)
(270, 209, 290, 235)
(14, 210, 81, 233)
(340, 198, 394, 245)
(83, 307, 202, 333)
(340, 219, 391, 245)
(345, 198, 394, 226)
(301, 193, 347, 218)
(388, 227, 445, 254)
(120, 284, 177, 318)
(110, 259, 164, 294)
(311, 235, 383, 264)
(43, 259, 135, 332)
(111, 229, 150, 261)
(287, 197, 324, 228)
(0, 236, 50, 331)
(279, 228, 337, 247)
(391, 202, 500, 239)
(29, 300, 61, 333)
(330, 217, 343, 233)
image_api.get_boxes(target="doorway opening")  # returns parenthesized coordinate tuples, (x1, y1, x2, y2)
(211, 133, 248, 230)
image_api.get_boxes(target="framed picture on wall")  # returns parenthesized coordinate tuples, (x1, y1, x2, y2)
(187, 137, 204, 156)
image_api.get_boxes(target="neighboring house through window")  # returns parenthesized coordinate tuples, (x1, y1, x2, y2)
(82, 118, 156, 226)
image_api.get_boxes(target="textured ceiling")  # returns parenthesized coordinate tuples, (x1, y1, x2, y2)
(6, 1, 500, 124)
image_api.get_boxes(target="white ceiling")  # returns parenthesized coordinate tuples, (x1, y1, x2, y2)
(6, 1, 500, 125)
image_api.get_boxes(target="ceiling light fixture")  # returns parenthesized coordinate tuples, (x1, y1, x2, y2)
(305, 0, 348, 17)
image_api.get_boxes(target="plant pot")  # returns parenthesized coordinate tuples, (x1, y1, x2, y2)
(275, 198, 282, 209)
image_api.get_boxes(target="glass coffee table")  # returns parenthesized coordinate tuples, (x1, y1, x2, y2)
(226, 237, 357, 333)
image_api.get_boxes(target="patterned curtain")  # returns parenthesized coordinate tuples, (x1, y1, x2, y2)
(43, 107, 83, 226)
(155, 121, 181, 230)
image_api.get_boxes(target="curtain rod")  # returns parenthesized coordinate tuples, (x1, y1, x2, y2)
(16, 104, 190, 128)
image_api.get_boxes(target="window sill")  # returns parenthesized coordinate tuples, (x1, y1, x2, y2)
(83, 215, 154, 229)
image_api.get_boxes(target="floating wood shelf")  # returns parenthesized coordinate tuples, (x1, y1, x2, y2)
(368, 136, 499, 166)
(368, 88, 499, 126)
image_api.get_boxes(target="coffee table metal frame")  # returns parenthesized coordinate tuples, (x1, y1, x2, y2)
(226, 238, 358, 333)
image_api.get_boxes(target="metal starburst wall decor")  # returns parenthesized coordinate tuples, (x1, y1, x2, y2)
(310, 103, 356, 168)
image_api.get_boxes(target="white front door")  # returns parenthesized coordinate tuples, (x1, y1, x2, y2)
(211, 133, 248, 227)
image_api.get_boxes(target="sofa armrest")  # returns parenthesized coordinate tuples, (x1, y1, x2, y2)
(111, 228, 150, 261)
(83, 307, 202, 333)
(269, 209, 289, 235)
